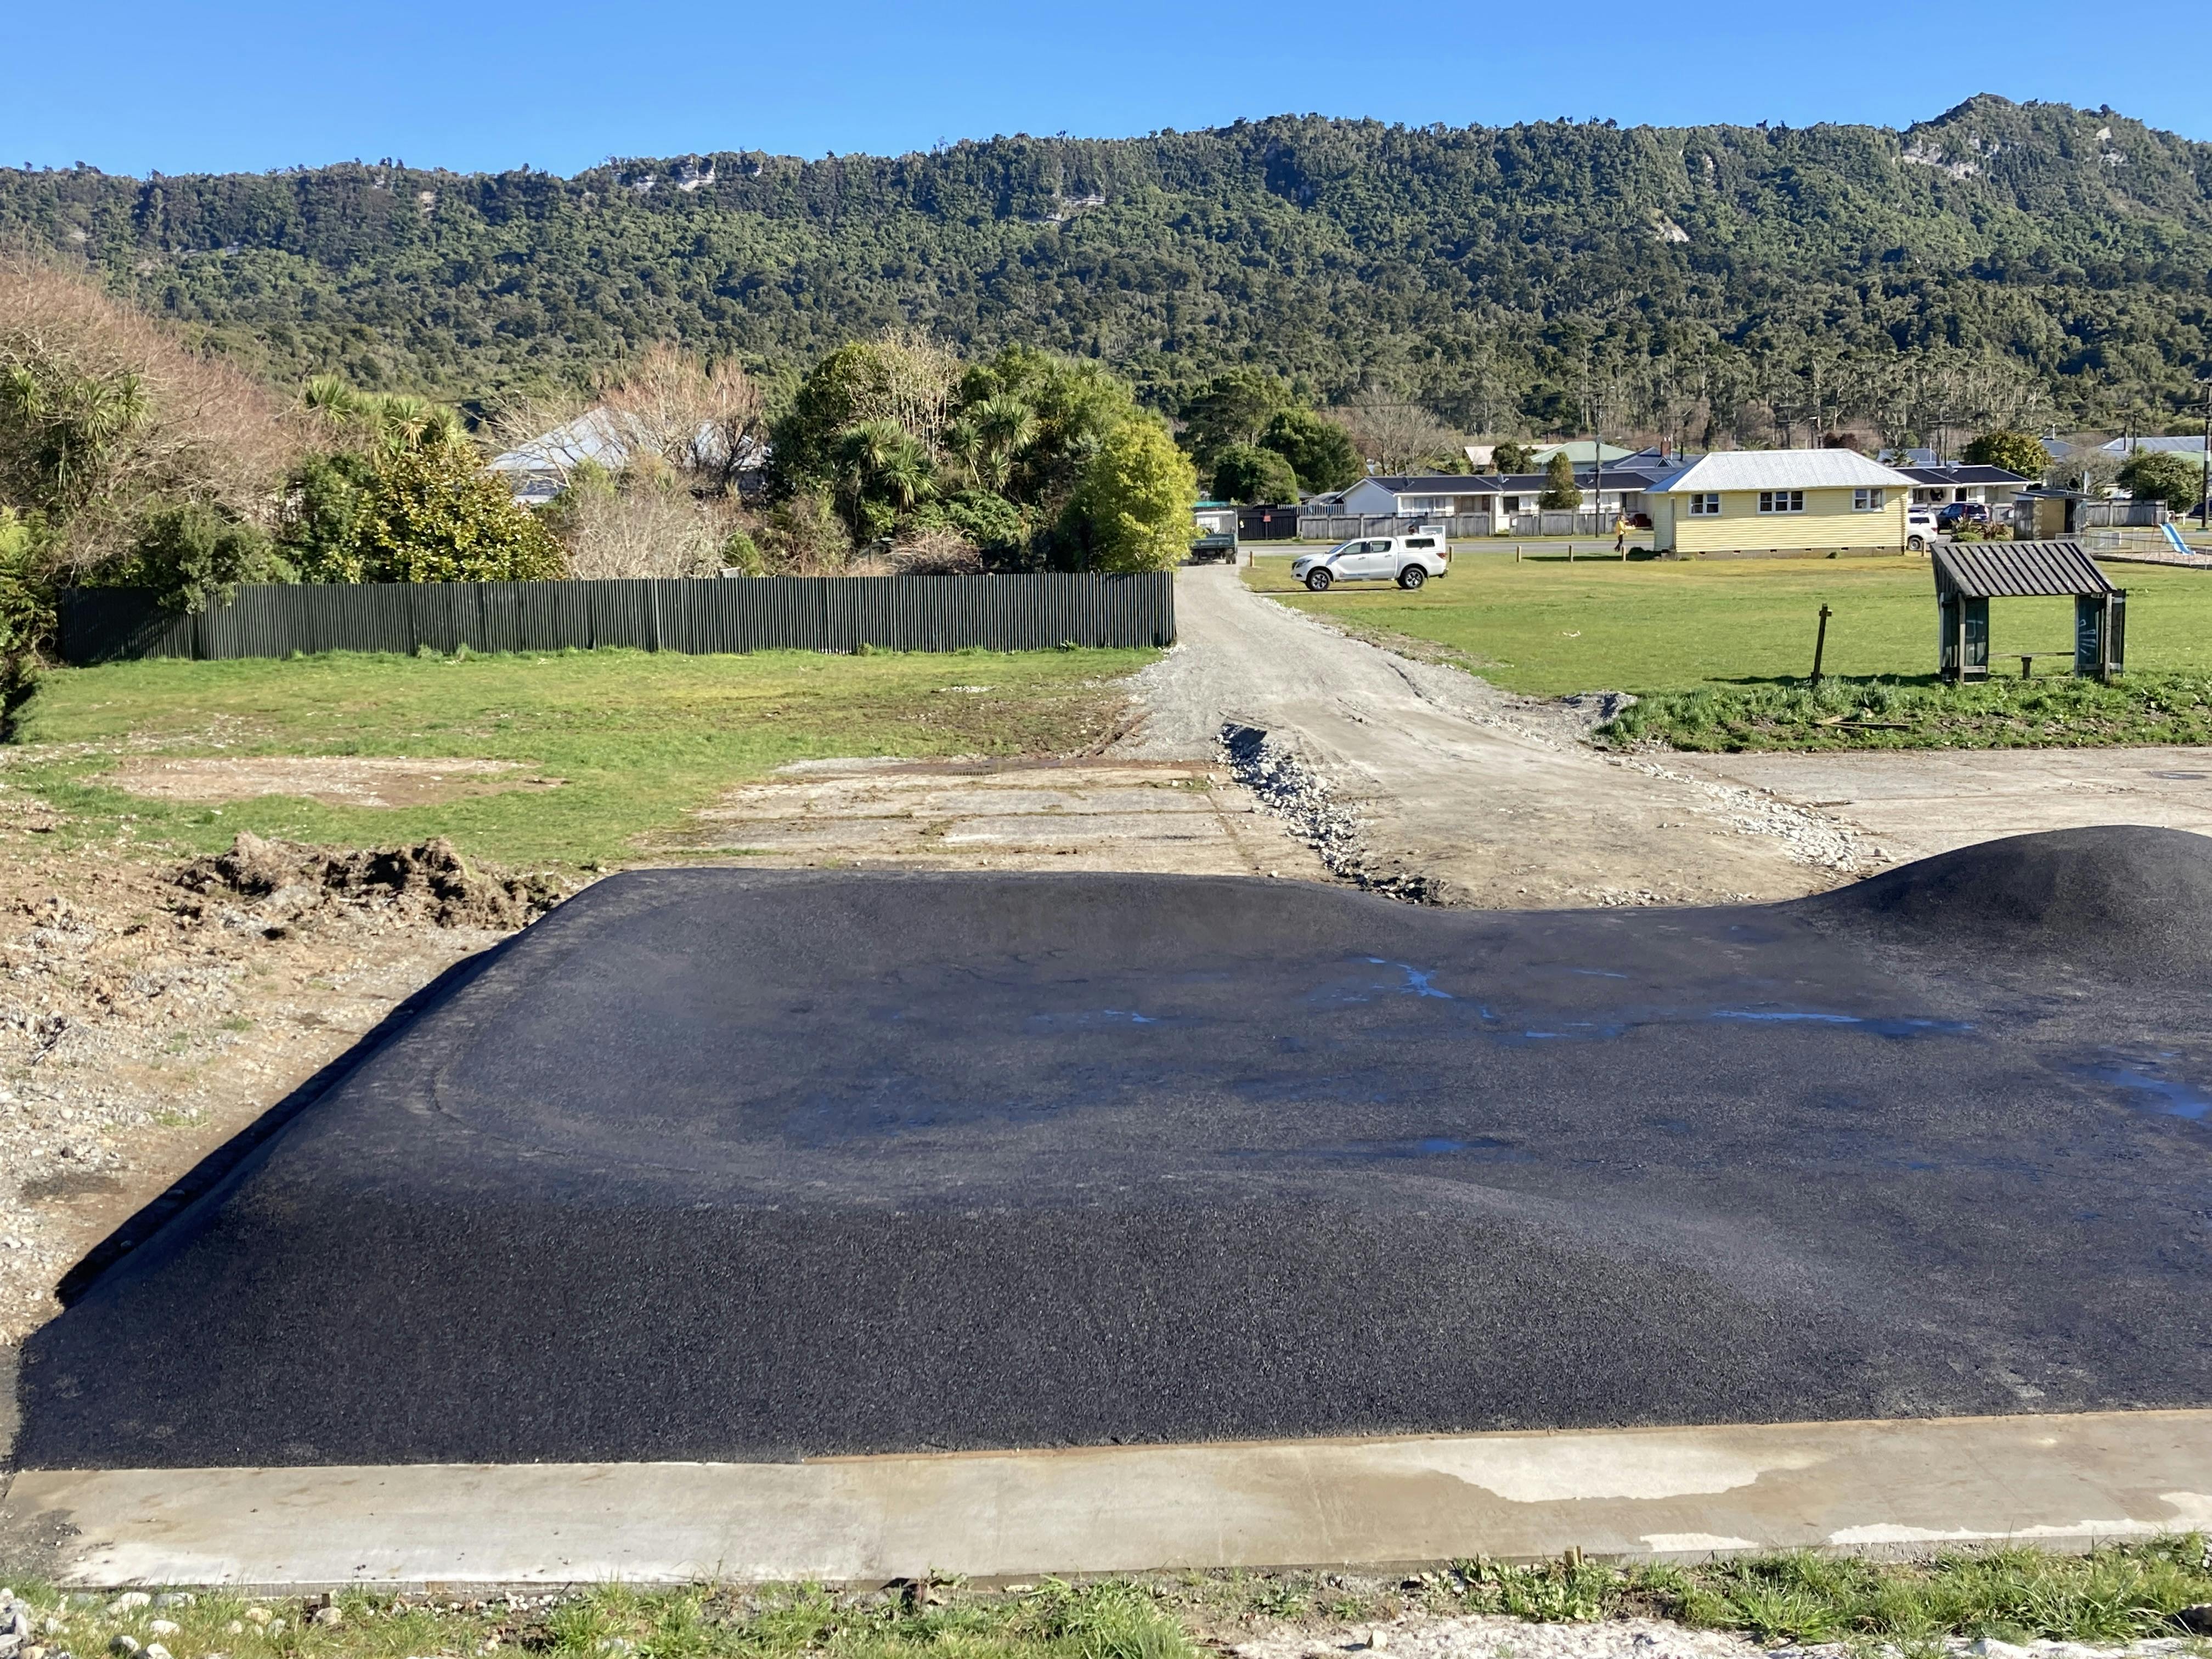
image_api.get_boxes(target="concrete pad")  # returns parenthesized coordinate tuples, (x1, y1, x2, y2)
(1674, 747, 2212, 865)
(684, 757, 1324, 878)
(8, 1410, 2212, 1588)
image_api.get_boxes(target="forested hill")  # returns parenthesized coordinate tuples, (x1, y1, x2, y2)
(4, 95, 2210, 437)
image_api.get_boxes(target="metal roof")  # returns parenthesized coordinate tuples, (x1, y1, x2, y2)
(1368, 470, 1662, 493)
(2098, 436, 2209, 455)
(1646, 449, 1917, 493)
(1932, 540, 2113, 600)
(1897, 465, 2033, 486)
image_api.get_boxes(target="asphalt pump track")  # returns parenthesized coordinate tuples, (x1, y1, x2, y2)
(8, 826, 2212, 1582)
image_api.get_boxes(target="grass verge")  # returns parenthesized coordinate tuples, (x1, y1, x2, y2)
(1, 645, 1154, 871)
(1595, 673, 2212, 752)
(6, 1539, 2211, 1659)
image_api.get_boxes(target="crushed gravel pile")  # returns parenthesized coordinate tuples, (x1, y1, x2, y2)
(172, 832, 568, 933)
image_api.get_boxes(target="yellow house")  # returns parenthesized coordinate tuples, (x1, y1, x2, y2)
(1646, 451, 1915, 555)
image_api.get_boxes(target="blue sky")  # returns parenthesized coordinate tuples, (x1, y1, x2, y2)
(8, 0, 2208, 178)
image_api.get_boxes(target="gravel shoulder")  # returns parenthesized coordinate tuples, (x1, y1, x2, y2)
(1119, 568, 1881, 908)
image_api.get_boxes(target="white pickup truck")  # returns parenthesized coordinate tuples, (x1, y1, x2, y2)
(1290, 531, 1451, 591)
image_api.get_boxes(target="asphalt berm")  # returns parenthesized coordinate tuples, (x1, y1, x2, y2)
(14, 827, 2212, 1470)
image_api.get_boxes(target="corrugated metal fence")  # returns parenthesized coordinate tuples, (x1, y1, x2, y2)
(57, 574, 1178, 665)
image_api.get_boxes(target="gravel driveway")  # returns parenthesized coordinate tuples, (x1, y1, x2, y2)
(1118, 568, 1877, 908)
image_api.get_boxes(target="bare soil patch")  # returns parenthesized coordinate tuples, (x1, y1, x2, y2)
(103, 755, 564, 808)
(0, 813, 569, 1355)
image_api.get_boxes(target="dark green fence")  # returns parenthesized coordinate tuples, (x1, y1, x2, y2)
(57, 573, 1177, 664)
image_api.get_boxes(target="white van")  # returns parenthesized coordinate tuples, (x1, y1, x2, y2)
(1289, 531, 1451, 592)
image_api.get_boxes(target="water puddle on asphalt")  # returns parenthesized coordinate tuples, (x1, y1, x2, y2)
(2083, 1060, 2212, 1121)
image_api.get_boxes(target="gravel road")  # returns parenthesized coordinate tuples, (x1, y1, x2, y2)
(1118, 567, 1878, 907)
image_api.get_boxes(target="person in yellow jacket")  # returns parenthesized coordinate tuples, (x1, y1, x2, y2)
(1613, 514, 1630, 555)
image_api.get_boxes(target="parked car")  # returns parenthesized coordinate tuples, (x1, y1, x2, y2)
(1291, 532, 1451, 591)
(1905, 506, 1939, 552)
(1936, 501, 1990, 528)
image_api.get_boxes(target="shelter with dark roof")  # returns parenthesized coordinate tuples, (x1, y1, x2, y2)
(1932, 539, 2124, 682)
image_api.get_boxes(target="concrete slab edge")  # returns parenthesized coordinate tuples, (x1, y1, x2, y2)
(7, 1409, 2212, 1589)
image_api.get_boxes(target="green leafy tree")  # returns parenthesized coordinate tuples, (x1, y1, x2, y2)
(2116, 450, 2205, 513)
(274, 451, 381, 581)
(1211, 443, 1300, 504)
(342, 445, 567, 583)
(1065, 422, 1199, 572)
(768, 335, 958, 496)
(102, 503, 296, 611)
(1178, 370, 1293, 472)
(953, 346, 1140, 512)
(0, 506, 53, 664)
(1962, 428, 2052, 481)
(1490, 441, 1536, 475)
(1258, 410, 1359, 493)
(1538, 450, 1583, 510)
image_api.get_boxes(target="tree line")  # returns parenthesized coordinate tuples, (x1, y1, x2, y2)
(3, 97, 2209, 448)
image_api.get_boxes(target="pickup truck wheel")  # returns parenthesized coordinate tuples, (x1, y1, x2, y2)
(1397, 565, 1427, 590)
(1304, 569, 1333, 592)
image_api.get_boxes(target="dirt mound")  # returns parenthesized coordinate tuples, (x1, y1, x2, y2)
(1799, 825, 2212, 978)
(172, 832, 567, 931)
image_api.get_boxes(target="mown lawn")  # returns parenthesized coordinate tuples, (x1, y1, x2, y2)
(1244, 552, 2212, 697)
(3, 645, 1152, 870)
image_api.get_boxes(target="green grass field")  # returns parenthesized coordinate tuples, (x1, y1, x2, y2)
(4, 646, 1152, 870)
(1245, 551, 2212, 750)
(1244, 551, 2212, 696)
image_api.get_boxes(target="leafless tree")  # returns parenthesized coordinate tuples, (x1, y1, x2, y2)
(0, 256, 303, 573)
(1327, 389, 1463, 472)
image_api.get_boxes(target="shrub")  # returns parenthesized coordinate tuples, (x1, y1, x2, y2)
(356, 444, 568, 583)
(103, 501, 296, 611)
(1065, 422, 1199, 572)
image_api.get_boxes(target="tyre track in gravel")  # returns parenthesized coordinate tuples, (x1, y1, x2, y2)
(1115, 566, 1878, 909)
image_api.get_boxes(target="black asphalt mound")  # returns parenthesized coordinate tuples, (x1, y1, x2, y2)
(1802, 824, 2212, 979)
(17, 829, 2212, 1470)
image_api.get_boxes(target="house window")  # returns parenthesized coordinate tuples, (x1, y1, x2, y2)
(1686, 493, 1721, 516)
(1853, 488, 1886, 511)
(1758, 490, 1805, 514)
(1405, 495, 1451, 511)
(1503, 496, 1522, 512)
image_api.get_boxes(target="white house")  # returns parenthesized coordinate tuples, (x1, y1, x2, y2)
(1329, 466, 1662, 526)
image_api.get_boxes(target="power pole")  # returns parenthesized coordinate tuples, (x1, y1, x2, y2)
(2200, 374, 2211, 533)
